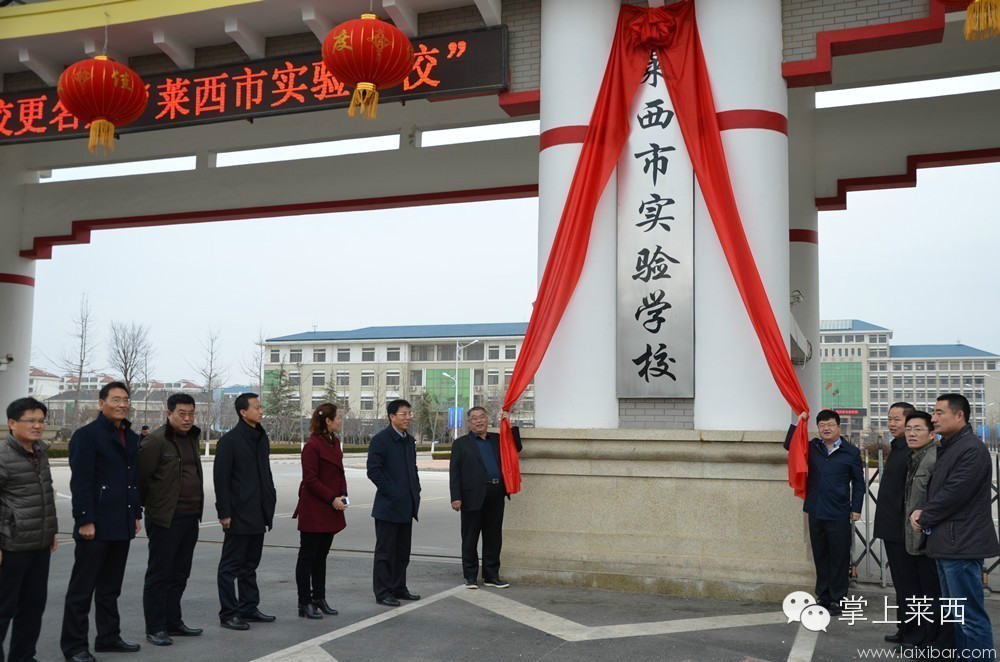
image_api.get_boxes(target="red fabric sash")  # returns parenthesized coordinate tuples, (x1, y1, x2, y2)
(500, 1, 809, 498)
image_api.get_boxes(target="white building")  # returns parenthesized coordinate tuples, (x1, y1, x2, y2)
(263, 323, 531, 425)
(27, 367, 60, 400)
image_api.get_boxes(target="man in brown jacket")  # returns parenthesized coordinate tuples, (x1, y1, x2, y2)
(0, 397, 58, 662)
(138, 393, 205, 647)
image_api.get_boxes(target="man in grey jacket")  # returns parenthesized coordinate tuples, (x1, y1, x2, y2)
(0, 397, 58, 662)
(911, 394, 999, 660)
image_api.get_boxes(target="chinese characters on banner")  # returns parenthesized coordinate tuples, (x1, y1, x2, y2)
(0, 27, 506, 145)
(616, 53, 695, 398)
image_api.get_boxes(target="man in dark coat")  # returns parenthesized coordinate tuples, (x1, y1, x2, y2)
(214, 393, 277, 631)
(871, 402, 915, 644)
(450, 408, 522, 589)
(138, 393, 205, 646)
(367, 398, 421, 606)
(1, 397, 58, 662)
(785, 409, 864, 616)
(912, 394, 1000, 659)
(61, 382, 143, 662)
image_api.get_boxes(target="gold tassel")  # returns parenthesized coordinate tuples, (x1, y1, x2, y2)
(88, 119, 116, 156)
(348, 82, 379, 120)
(966, 0, 1000, 40)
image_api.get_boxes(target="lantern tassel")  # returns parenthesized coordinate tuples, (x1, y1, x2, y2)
(88, 119, 116, 155)
(348, 82, 379, 120)
(967, 0, 1000, 40)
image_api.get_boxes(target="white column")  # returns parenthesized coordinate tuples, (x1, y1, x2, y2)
(0, 146, 35, 409)
(533, 0, 620, 429)
(788, 87, 821, 415)
(693, 0, 791, 430)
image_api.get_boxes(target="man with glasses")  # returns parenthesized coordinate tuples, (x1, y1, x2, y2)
(1, 397, 58, 662)
(61, 382, 143, 662)
(138, 393, 204, 646)
(450, 407, 522, 589)
(785, 409, 864, 615)
(367, 399, 421, 606)
(911, 394, 999, 659)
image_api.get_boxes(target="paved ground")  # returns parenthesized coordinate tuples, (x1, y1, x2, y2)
(29, 461, 1000, 662)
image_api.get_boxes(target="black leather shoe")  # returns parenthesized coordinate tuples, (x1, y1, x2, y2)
(167, 623, 203, 637)
(376, 596, 401, 607)
(885, 633, 903, 644)
(220, 616, 250, 631)
(94, 638, 141, 653)
(145, 632, 173, 647)
(299, 603, 323, 619)
(65, 652, 96, 662)
(312, 599, 339, 615)
(242, 608, 276, 623)
(394, 591, 421, 601)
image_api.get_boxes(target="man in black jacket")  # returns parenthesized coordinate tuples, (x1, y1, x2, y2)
(912, 394, 999, 659)
(138, 393, 204, 646)
(61, 382, 143, 662)
(785, 409, 864, 616)
(214, 393, 277, 631)
(450, 408, 522, 589)
(871, 401, 915, 644)
(1, 397, 58, 662)
(367, 399, 421, 606)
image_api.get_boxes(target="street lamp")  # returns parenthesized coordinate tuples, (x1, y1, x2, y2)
(445, 338, 479, 440)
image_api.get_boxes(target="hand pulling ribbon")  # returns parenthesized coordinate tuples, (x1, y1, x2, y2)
(500, 1, 810, 498)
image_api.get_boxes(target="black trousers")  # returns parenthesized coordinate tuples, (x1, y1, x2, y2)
(889, 547, 952, 647)
(0, 548, 51, 662)
(296, 532, 335, 604)
(373, 519, 411, 600)
(60, 539, 131, 656)
(460, 483, 506, 582)
(808, 515, 851, 607)
(217, 533, 264, 620)
(884, 541, 920, 641)
(143, 512, 199, 633)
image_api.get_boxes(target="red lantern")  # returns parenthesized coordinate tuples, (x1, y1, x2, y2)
(322, 14, 415, 119)
(58, 56, 148, 155)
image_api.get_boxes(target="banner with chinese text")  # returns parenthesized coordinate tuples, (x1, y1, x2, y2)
(0, 26, 506, 145)
(616, 52, 695, 399)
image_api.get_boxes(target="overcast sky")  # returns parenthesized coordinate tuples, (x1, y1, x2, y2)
(30, 198, 540, 382)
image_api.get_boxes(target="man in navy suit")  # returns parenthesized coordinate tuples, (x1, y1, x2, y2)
(785, 409, 864, 616)
(61, 382, 143, 662)
(367, 399, 421, 606)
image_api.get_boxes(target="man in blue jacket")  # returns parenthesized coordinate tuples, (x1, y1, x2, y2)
(785, 409, 864, 615)
(60, 382, 143, 662)
(367, 399, 421, 606)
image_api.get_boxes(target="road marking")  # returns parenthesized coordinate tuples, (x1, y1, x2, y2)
(249, 585, 465, 662)
(786, 624, 819, 662)
(456, 589, 786, 642)
(57, 492, 72, 500)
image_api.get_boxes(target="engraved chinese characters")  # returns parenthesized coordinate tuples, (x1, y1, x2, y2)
(616, 53, 694, 398)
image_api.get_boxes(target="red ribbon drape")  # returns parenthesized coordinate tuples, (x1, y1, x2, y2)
(500, 1, 810, 498)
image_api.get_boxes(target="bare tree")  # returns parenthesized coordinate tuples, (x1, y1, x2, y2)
(241, 329, 267, 397)
(193, 329, 229, 443)
(57, 294, 98, 428)
(139, 348, 153, 425)
(107, 321, 152, 394)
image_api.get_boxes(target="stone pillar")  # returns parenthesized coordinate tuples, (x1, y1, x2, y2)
(693, 0, 792, 430)
(788, 87, 821, 415)
(0, 147, 35, 408)
(533, 0, 620, 429)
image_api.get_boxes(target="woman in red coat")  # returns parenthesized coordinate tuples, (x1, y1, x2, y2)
(293, 402, 348, 619)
